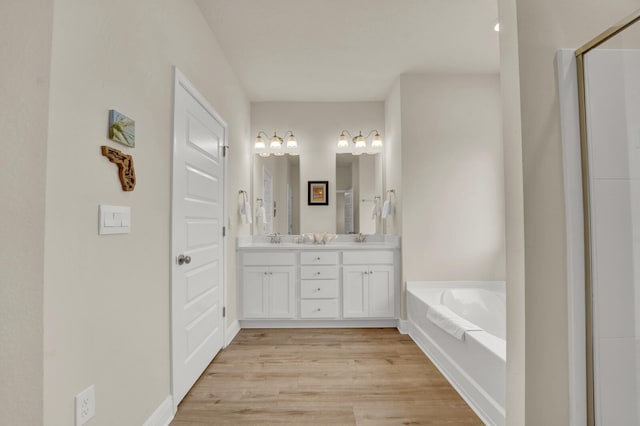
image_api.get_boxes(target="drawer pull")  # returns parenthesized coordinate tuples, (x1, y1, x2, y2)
(315, 272, 321, 276)
(315, 308, 321, 312)
(316, 257, 321, 260)
(317, 288, 321, 292)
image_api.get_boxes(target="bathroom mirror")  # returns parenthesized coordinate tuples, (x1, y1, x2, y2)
(335, 153, 383, 234)
(252, 155, 300, 235)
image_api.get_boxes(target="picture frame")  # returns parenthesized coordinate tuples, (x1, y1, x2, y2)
(108, 109, 135, 148)
(308, 181, 329, 206)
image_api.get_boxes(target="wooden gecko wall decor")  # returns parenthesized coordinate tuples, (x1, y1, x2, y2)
(101, 145, 136, 191)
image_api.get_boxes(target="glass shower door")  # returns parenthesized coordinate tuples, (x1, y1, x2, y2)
(584, 47, 640, 425)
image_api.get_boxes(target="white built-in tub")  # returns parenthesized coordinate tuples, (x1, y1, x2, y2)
(407, 281, 506, 426)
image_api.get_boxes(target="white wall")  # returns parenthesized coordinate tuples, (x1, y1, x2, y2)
(399, 74, 505, 283)
(43, 1, 250, 425)
(0, 2, 53, 425)
(496, 0, 526, 423)
(251, 102, 384, 234)
(384, 80, 403, 236)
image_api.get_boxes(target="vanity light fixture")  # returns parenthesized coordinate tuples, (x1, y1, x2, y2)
(254, 130, 298, 156)
(337, 129, 383, 154)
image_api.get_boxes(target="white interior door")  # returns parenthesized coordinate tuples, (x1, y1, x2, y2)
(171, 69, 226, 407)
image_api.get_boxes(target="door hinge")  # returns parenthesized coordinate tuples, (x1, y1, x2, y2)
(222, 145, 230, 157)
(222, 226, 226, 237)
(222, 306, 226, 318)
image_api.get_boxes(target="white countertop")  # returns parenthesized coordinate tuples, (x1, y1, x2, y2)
(236, 235, 400, 250)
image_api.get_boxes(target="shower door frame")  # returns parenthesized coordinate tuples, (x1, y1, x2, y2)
(575, 9, 640, 426)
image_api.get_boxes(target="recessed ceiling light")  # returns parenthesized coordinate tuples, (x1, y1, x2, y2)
(494, 22, 501, 32)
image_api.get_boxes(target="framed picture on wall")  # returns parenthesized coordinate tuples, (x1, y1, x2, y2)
(308, 181, 329, 206)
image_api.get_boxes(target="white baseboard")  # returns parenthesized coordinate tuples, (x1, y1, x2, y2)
(143, 395, 174, 426)
(226, 320, 241, 346)
(397, 319, 409, 334)
(239, 319, 398, 328)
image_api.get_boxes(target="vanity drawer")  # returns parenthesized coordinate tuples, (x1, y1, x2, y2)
(300, 280, 339, 299)
(342, 251, 394, 265)
(300, 251, 339, 265)
(243, 252, 296, 266)
(300, 299, 339, 319)
(300, 265, 338, 280)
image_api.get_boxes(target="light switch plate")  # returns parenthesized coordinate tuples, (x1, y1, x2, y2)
(99, 205, 131, 235)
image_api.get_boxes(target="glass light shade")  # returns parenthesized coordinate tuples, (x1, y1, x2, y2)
(371, 133, 383, 148)
(354, 135, 367, 149)
(254, 134, 266, 150)
(270, 135, 282, 149)
(259, 152, 270, 157)
(286, 134, 298, 149)
(337, 133, 349, 148)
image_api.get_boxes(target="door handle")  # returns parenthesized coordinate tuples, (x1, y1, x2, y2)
(177, 254, 191, 265)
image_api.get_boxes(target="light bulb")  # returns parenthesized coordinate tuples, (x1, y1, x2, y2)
(337, 133, 349, 148)
(270, 133, 282, 149)
(371, 132, 383, 148)
(286, 134, 298, 149)
(254, 134, 266, 150)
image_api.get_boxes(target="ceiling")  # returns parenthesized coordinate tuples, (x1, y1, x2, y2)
(195, 0, 499, 102)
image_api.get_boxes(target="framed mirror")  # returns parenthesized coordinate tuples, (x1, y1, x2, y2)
(335, 153, 383, 234)
(252, 155, 300, 235)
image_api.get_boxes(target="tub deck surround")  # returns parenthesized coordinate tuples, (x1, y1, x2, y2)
(407, 281, 506, 426)
(236, 235, 401, 328)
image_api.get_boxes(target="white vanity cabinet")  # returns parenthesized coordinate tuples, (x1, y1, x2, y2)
(342, 251, 395, 318)
(241, 252, 295, 319)
(237, 238, 399, 326)
(299, 251, 339, 319)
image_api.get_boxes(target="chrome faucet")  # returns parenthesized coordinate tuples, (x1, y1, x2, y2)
(269, 232, 281, 244)
(355, 233, 367, 243)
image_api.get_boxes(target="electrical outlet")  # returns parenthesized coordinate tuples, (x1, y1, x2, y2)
(75, 385, 95, 425)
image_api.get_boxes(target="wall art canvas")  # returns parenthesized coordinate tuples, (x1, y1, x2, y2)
(108, 109, 135, 148)
(308, 181, 329, 206)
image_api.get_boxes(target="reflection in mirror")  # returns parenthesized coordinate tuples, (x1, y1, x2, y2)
(253, 155, 300, 235)
(335, 153, 382, 234)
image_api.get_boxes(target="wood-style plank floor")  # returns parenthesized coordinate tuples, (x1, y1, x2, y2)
(171, 328, 482, 425)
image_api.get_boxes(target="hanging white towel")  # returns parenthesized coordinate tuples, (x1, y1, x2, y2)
(426, 304, 482, 341)
(238, 192, 252, 224)
(255, 205, 266, 221)
(255, 205, 267, 234)
(371, 201, 380, 220)
(381, 198, 394, 219)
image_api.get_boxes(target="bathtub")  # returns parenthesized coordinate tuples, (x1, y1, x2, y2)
(407, 281, 506, 426)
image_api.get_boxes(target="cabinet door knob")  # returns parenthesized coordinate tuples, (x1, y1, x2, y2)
(317, 288, 321, 292)
(316, 257, 321, 260)
(315, 308, 321, 312)
(177, 254, 191, 265)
